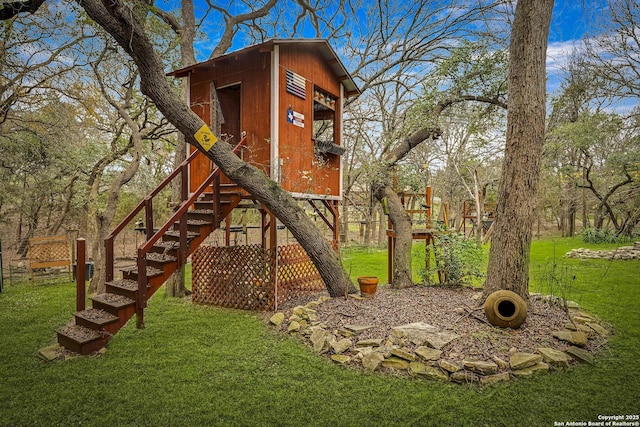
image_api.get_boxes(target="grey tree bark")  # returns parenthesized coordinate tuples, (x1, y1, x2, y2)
(483, 0, 554, 300)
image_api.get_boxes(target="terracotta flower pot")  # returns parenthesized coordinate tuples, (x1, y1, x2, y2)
(483, 290, 528, 329)
(357, 276, 379, 298)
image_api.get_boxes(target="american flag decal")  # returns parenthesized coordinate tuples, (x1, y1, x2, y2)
(286, 69, 306, 99)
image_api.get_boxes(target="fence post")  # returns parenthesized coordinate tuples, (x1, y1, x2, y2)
(76, 238, 86, 312)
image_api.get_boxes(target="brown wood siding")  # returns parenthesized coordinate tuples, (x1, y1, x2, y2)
(188, 52, 272, 189)
(278, 45, 341, 198)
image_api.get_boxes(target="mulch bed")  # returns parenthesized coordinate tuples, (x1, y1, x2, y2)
(273, 285, 608, 367)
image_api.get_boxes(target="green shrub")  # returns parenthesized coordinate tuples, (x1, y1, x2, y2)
(423, 225, 484, 286)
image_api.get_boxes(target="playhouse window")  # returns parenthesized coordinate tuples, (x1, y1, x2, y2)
(313, 88, 344, 156)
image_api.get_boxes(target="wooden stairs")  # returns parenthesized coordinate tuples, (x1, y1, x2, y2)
(57, 139, 247, 355)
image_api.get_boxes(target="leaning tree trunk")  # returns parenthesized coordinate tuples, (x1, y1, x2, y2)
(166, 1, 196, 298)
(483, 0, 554, 301)
(81, 0, 354, 297)
(374, 183, 413, 288)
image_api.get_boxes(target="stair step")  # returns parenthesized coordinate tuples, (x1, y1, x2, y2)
(174, 218, 213, 233)
(150, 241, 179, 254)
(57, 324, 106, 355)
(120, 265, 164, 279)
(75, 308, 119, 328)
(91, 293, 135, 316)
(146, 252, 178, 263)
(106, 279, 143, 299)
(162, 230, 199, 242)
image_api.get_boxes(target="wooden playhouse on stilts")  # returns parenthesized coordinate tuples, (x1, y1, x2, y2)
(170, 38, 360, 310)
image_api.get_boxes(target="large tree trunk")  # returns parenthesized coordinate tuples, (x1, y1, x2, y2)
(483, 0, 554, 301)
(80, 0, 354, 297)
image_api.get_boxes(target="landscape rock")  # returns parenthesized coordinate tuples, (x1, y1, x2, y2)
(480, 372, 511, 385)
(287, 321, 301, 333)
(566, 346, 595, 365)
(362, 352, 385, 371)
(415, 346, 442, 361)
(511, 362, 549, 377)
(38, 344, 63, 361)
(552, 330, 588, 346)
(450, 371, 480, 384)
(409, 362, 449, 381)
(492, 356, 509, 369)
(439, 359, 462, 373)
(270, 312, 285, 326)
(537, 347, 572, 368)
(330, 338, 353, 354)
(381, 357, 410, 370)
(462, 359, 498, 376)
(390, 347, 416, 362)
(310, 329, 329, 353)
(510, 352, 543, 370)
(356, 338, 384, 347)
(586, 322, 608, 336)
(331, 354, 351, 364)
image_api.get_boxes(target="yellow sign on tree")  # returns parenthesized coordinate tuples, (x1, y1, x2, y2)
(194, 124, 217, 151)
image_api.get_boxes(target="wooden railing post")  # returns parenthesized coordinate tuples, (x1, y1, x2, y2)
(145, 197, 153, 239)
(136, 248, 147, 329)
(76, 238, 86, 312)
(105, 237, 114, 283)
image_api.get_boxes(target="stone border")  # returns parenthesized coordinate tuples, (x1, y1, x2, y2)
(269, 295, 609, 385)
(566, 242, 640, 260)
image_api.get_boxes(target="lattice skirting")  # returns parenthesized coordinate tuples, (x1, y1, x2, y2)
(192, 244, 325, 310)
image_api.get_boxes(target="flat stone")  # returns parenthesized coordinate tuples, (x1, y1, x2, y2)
(480, 372, 511, 385)
(510, 352, 543, 370)
(462, 359, 498, 375)
(356, 338, 384, 347)
(356, 346, 374, 357)
(269, 312, 285, 326)
(391, 347, 416, 362)
(409, 362, 449, 381)
(310, 329, 328, 353)
(362, 352, 385, 371)
(336, 328, 355, 338)
(344, 324, 375, 334)
(492, 356, 509, 369)
(553, 330, 588, 346)
(566, 346, 595, 365)
(586, 322, 608, 336)
(537, 347, 572, 368)
(565, 300, 580, 309)
(287, 321, 301, 333)
(381, 357, 410, 370)
(574, 311, 595, 320)
(392, 322, 460, 349)
(439, 359, 462, 373)
(572, 316, 593, 324)
(415, 346, 442, 361)
(293, 306, 305, 316)
(450, 371, 480, 384)
(512, 362, 549, 377)
(330, 338, 353, 354)
(331, 354, 351, 364)
(38, 344, 64, 361)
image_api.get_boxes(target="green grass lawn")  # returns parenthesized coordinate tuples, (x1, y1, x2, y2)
(0, 236, 638, 426)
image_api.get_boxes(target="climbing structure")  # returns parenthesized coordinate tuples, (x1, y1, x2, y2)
(56, 39, 360, 355)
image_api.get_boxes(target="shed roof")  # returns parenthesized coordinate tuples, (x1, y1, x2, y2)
(168, 38, 361, 97)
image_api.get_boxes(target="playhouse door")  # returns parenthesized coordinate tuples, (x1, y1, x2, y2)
(218, 84, 241, 185)
(188, 84, 241, 193)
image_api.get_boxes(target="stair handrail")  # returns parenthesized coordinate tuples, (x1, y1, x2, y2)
(104, 148, 200, 282)
(134, 137, 246, 313)
(105, 137, 245, 283)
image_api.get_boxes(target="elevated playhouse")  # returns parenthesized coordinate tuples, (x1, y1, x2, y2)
(56, 39, 360, 355)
